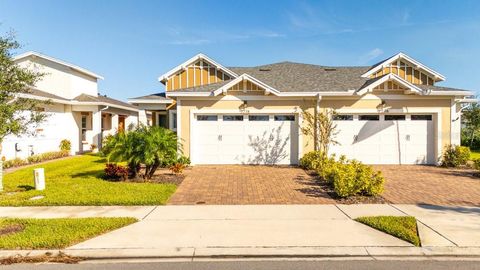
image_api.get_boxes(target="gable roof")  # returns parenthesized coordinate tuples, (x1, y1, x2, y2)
(158, 53, 238, 83)
(356, 73, 423, 95)
(361, 52, 445, 82)
(13, 51, 104, 80)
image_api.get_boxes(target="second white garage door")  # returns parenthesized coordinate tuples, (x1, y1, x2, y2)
(192, 114, 299, 165)
(329, 114, 435, 164)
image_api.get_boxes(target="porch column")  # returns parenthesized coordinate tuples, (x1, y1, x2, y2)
(138, 109, 148, 125)
(112, 114, 119, 133)
(92, 108, 102, 149)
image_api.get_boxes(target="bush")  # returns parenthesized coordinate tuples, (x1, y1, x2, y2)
(104, 163, 129, 181)
(331, 159, 385, 198)
(59, 139, 71, 152)
(2, 151, 69, 169)
(473, 158, 480, 171)
(441, 144, 471, 167)
(169, 163, 186, 174)
(300, 151, 385, 198)
(2, 158, 28, 169)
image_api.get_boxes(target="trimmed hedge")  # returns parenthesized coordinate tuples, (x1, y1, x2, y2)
(2, 151, 69, 169)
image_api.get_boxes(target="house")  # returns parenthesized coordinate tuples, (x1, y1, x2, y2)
(1, 51, 139, 160)
(130, 53, 475, 165)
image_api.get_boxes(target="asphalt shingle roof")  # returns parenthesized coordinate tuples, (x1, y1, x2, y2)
(74, 94, 138, 109)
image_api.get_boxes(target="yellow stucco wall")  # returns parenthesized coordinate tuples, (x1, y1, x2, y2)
(178, 95, 452, 160)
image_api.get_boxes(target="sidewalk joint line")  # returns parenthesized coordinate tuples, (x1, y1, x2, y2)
(142, 206, 158, 220)
(334, 204, 352, 219)
(389, 204, 459, 247)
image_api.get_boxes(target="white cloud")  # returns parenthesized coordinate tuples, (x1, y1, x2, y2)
(358, 48, 384, 64)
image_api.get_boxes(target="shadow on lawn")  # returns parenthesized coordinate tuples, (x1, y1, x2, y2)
(17, 185, 35, 191)
(71, 170, 104, 179)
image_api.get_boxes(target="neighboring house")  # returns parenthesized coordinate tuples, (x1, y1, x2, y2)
(130, 53, 475, 165)
(2, 51, 138, 160)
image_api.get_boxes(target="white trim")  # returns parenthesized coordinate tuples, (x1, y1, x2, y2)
(356, 73, 423, 95)
(176, 100, 182, 153)
(158, 53, 238, 83)
(14, 51, 104, 80)
(361, 52, 446, 81)
(169, 109, 177, 132)
(128, 98, 173, 104)
(213, 73, 281, 96)
(17, 93, 139, 112)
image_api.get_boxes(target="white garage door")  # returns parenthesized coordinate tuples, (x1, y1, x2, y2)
(329, 114, 435, 164)
(192, 114, 299, 165)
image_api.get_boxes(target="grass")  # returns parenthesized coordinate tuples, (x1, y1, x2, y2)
(0, 154, 177, 206)
(0, 217, 136, 249)
(470, 150, 480, 160)
(355, 216, 421, 246)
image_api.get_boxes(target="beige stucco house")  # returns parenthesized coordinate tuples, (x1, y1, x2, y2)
(130, 53, 475, 165)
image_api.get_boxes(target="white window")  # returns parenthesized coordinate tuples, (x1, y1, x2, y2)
(169, 110, 177, 131)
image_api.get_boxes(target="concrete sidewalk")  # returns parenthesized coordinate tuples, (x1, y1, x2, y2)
(0, 204, 479, 258)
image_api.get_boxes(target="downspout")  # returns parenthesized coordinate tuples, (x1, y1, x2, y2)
(315, 94, 322, 151)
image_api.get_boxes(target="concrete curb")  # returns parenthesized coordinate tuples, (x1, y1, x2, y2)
(1, 247, 480, 260)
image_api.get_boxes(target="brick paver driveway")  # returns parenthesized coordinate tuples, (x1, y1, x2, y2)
(375, 165, 480, 206)
(168, 165, 334, 205)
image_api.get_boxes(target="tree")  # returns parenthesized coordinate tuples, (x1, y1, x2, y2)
(301, 108, 339, 155)
(0, 32, 46, 191)
(462, 102, 480, 149)
(104, 125, 179, 180)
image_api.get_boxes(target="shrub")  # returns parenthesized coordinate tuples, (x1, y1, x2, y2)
(59, 139, 71, 152)
(2, 158, 28, 169)
(300, 151, 385, 198)
(104, 163, 129, 181)
(441, 144, 471, 167)
(473, 158, 480, 171)
(169, 163, 186, 174)
(299, 151, 324, 170)
(177, 155, 191, 166)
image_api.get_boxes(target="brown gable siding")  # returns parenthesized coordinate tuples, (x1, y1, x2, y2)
(165, 60, 233, 91)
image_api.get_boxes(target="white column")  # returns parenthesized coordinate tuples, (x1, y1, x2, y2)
(451, 99, 461, 145)
(92, 108, 102, 149)
(112, 114, 119, 133)
(138, 109, 148, 125)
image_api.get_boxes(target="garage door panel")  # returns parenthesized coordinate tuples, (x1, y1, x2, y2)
(331, 114, 434, 165)
(193, 114, 298, 165)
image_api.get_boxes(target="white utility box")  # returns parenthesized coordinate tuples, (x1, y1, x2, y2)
(33, 168, 45, 190)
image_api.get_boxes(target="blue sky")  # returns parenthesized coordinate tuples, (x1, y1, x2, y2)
(1, 0, 479, 100)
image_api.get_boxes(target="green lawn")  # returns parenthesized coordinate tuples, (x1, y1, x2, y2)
(0, 155, 177, 206)
(0, 217, 136, 249)
(470, 150, 480, 160)
(355, 216, 421, 246)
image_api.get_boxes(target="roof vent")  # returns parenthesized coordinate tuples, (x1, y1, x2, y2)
(324, 68, 336, 71)
(259, 68, 271, 71)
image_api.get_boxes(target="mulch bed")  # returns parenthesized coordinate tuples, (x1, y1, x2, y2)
(125, 167, 190, 185)
(0, 252, 82, 265)
(0, 224, 24, 237)
(304, 170, 387, 204)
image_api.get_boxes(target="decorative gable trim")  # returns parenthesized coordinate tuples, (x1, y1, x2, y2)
(361, 52, 446, 82)
(212, 74, 280, 96)
(356, 73, 423, 95)
(158, 53, 238, 83)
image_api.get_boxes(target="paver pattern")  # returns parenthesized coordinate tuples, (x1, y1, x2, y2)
(375, 165, 480, 206)
(170, 165, 480, 206)
(168, 165, 335, 205)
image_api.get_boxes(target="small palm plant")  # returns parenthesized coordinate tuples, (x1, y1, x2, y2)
(103, 125, 179, 180)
